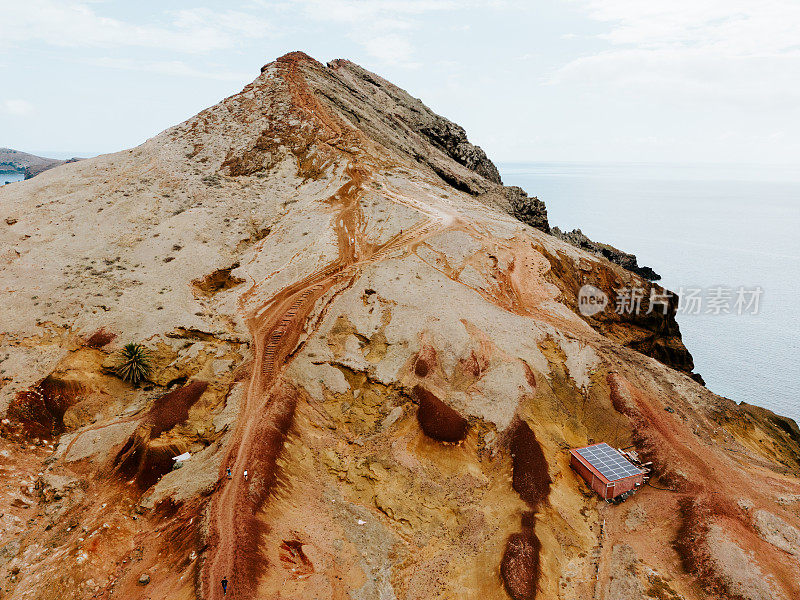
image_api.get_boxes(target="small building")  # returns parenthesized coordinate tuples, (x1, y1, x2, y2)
(569, 443, 645, 501)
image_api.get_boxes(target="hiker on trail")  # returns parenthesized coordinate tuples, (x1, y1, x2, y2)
(243, 469, 248, 481)
(226, 467, 232, 479)
(221, 576, 228, 595)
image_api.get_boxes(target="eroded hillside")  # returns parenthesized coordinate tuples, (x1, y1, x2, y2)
(1, 52, 798, 600)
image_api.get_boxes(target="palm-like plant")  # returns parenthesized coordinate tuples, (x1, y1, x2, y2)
(115, 342, 152, 385)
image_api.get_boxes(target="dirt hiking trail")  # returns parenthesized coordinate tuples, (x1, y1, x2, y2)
(200, 54, 458, 600)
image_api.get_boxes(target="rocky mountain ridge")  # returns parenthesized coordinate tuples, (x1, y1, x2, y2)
(0, 51, 798, 600)
(552, 227, 661, 281)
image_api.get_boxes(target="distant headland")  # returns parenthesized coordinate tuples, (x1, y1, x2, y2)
(0, 147, 81, 180)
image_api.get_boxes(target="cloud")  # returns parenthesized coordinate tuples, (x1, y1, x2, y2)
(361, 34, 420, 66)
(554, 1, 800, 108)
(0, 2, 274, 54)
(1, 99, 34, 116)
(281, 0, 517, 66)
(289, 0, 460, 23)
(86, 57, 252, 81)
(281, 0, 456, 66)
(0, 0, 527, 68)
(580, 0, 800, 54)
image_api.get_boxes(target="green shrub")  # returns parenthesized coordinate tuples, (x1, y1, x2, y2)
(115, 342, 152, 385)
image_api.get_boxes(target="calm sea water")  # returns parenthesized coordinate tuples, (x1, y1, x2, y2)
(500, 162, 800, 423)
(1, 171, 24, 185)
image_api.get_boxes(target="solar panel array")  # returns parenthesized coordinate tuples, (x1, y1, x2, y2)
(576, 443, 643, 482)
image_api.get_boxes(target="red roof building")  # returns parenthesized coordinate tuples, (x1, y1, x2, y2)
(569, 443, 645, 500)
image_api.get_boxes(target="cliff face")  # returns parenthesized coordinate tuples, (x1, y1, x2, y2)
(553, 227, 661, 281)
(0, 52, 798, 600)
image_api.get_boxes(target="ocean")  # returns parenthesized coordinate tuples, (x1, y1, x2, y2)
(500, 162, 800, 423)
(1, 171, 25, 186)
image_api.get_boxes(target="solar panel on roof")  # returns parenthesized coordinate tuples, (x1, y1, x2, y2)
(575, 443, 643, 482)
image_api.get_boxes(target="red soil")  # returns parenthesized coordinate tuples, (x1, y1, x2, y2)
(203, 382, 298, 599)
(414, 384, 468, 443)
(84, 327, 116, 348)
(508, 417, 551, 507)
(146, 380, 208, 438)
(114, 435, 186, 490)
(279, 539, 314, 576)
(499, 417, 551, 599)
(113, 381, 208, 489)
(152, 498, 205, 570)
(7, 376, 83, 438)
(608, 371, 800, 599)
(199, 54, 461, 600)
(500, 417, 551, 600)
(413, 344, 438, 377)
(458, 349, 489, 379)
(672, 498, 742, 600)
(501, 522, 542, 600)
(414, 357, 430, 377)
(521, 361, 537, 390)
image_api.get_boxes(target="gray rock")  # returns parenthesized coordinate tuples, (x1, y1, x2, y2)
(552, 227, 661, 280)
(504, 186, 549, 232)
(417, 119, 501, 184)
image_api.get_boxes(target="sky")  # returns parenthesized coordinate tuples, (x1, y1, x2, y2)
(1, 0, 799, 164)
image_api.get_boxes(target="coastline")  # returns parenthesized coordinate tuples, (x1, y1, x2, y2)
(500, 161, 800, 424)
(0, 169, 25, 185)
(0, 147, 70, 180)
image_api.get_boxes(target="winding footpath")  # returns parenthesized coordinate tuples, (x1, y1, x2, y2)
(200, 56, 457, 600)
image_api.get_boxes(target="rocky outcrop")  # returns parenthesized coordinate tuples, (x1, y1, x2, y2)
(0, 51, 797, 600)
(476, 185, 550, 232)
(553, 226, 661, 280)
(504, 186, 550, 232)
(539, 241, 697, 377)
(416, 119, 501, 184)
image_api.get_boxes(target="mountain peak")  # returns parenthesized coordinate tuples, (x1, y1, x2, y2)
(262, 49, 323, 72)
(0, 52, 797, 600)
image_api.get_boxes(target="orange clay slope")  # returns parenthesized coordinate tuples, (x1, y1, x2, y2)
(0, 52, 798, 600)
(201, 53, 464, 600)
